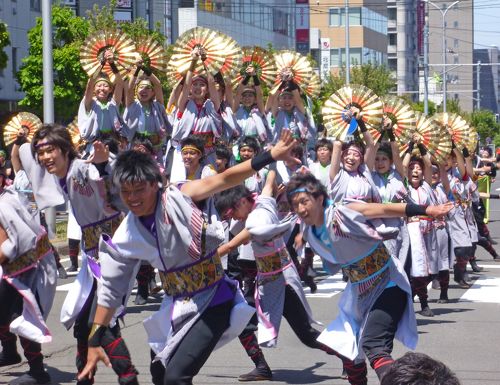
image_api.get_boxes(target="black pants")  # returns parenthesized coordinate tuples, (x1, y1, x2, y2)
(361, 286, 407, 373)
(163, 300, 232, 385)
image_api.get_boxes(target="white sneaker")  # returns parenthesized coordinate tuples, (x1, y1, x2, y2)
(432, 279, 441, 290)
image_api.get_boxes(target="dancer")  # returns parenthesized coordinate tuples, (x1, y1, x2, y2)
(286, 172, 452, 381)
(78, 130, 299, 385)
(30, 125, 138, 385)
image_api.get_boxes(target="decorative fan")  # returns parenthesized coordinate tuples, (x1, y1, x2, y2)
(304, 72, 321, 99)
(80, 30, 138, 79)
(468, 126, 479, 153)
(134, 35, 168, 73)
(66, 117, 84, 148)
(168, 27, 229, 82)
(431, 127, 453, 164)
(433, 112, 472, 151)
(272, 50, 313, 93)
(217, 34, 242, 77)
(233, 46, 277, 88)
(380, 96, 416, 143)
(2, 112, 42, 146)
(322, 84, 383, 140)
(398, 112, 440, 156)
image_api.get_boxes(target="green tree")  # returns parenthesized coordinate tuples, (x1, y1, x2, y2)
(469, 109, 500, 144)
(0, 21, 11, 70)
(17, 5, 89, 121)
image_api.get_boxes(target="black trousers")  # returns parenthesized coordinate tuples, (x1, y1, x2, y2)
(163, 300, 232, 385)
(361, 286, 407, 365)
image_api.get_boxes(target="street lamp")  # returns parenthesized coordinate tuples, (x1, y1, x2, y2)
(425, 0, 460, 113)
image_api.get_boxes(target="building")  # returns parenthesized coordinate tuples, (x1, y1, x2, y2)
(387, 0, 420, 99)
(309, 0, 388, 79)
(473, 46, 499, 113)
(424, 0, 474, 112)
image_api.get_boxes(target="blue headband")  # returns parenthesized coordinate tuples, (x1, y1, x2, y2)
(287, 187, 308, 197)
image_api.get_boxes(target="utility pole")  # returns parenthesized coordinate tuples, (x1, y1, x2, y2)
(424, 10, 429, 115)
(345, 0, 350, 85)
(42, 0, 56, 236)
(476, 60, 481, 110)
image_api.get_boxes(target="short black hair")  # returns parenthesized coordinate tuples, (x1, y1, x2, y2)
(214, 184, 252, 217)
(31, 124, 78, 162)
(342, 140, 366, 157)
(181, 135, 205, 155)
(239, 136, 260, 154)
(381, 352, 461, 385)
(377, 142, 393, 161)
(112, 150, 162, 187)
(215, 144, 232, 163)
(315, 138, 333, 153)
(286, 172, 328, 208)
(131, 137, 154, 155)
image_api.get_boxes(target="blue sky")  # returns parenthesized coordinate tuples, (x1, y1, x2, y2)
(475, 1, 500, 48)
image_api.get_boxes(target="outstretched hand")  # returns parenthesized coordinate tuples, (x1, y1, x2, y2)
(85, 141, 109, 164)
(426, 202, 454, 217)
(77, 347, 111, 382)
(270, 130, 301, 166)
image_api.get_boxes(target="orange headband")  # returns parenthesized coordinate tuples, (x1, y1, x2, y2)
(181, 145, 202, 155)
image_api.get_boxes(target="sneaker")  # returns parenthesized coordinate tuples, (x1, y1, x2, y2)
(134, 292, 148, 305)
(341, 368, 348, 379)
(238, 366, 273, 382)
(437, 293, 449, 304)
(57, 266, 68, 279)
(9, 370, 51, 385)
(420, 306, 434, 317)
(66, 265, 78, 273)
(456, 279, 471, 289)
(0, 351, 22, 367)
(431, 279, 440, 290)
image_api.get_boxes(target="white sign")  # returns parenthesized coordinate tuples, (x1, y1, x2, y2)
(320, 38, 331, 50)
(320, 38, 331, 79)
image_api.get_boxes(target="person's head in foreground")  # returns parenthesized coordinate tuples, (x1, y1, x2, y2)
(381, 352, 461, 385)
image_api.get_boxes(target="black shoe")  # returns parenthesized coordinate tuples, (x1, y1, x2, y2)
(456, 279, 471, 289)
(420, 306, 434, 317)
(66, 265, 78, 273)
(238, 366, 273, 382)
(0, 351, 22, 367)
(437, 293, 449, 304)
(9, 370, 51, 385)
(57, 266, 68, 279)
(469, 260, 483, 273)
(341, 368, 348, 379)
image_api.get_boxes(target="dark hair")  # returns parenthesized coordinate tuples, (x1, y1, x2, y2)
(214, 184, 252, 217)
(286, 173, 328, 208)
(239, 136, 260, 154)
(112, 150, 162, 187)
(31, 124, 79, 161)
(342, 140, 365, 157)
(131, 137, 154, 155)
(100, 136, 120, 155)
(215, 144, 232, 163)
(291, 143, 304, 160)
(409, 156, 424, 169)
(381, 352, 461, 385)
(315, 138, 333, 153)
(376, 143, 393, 161)
(181, 135, 205, 155)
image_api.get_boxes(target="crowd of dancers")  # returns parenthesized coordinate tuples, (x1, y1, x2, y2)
(0, 27, 495, 385)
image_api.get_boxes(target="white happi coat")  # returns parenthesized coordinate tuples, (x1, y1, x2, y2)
(77, 98, 126, 142)
(97, 185, 254, 365)
(305, 202, 417, 361)
(0, 189, 57, 344)
(235, 106, 268, 142)
(246, 196, 316, 347)
(273, 108, 308, 143)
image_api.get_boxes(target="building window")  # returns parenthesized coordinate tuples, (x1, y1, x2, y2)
(389, 33, 397, 45)
(329, 7, 361, 26)
(453, 21, 458, 28)
(329, 8, 341, 26)
(454, 39, 458, 48)
(388, 7, 396, 21)
(330, 48, 340, 66)
(30, 0, 40, 11)
(11, 47, 17, 77)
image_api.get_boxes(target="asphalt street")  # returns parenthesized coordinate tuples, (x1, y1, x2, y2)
(2, 194, 500, 384)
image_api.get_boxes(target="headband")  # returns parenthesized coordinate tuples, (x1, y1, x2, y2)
(242, 87, 256, 95)
(136, 79, 153, 89)
(287, 187, 308, 197)
(343, 146, 363, 157)
(95, 77, 112, 87)
(279, 90, 293, 97)
(181, 145, 202, 155)
(34, 141, 54, 149)
(192, 75, 208, 85)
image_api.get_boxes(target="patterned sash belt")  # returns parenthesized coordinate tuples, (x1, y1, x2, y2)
(158, 251, 224, 298)
(343, 244, 391, 284)
(3, 235, 52, 278)
(192, 131, 214, 148)
(406, 215, 433, 223)
(255, 247, 291, 282)
(81, 213, 121, 254)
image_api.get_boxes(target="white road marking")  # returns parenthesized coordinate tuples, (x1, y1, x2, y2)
(460, 275, 500, 303)
(305, 273, 346, 298)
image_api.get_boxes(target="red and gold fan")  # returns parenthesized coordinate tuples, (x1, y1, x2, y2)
(304, 72, 321, 99)
(272, 50, 313, 93)
(168, 27, 229, 83)
(217, 34, 242, 77)
(80, 30, 138, 79)
(2, 112, 42, 146)
(134, 35, 168, 73)
(431, 127, 453, 164)
(377, 96, 416, 144)
(233, 46, 277, 88)
(467, 126, 479, 153)
(66, 117, 84, 148)
(398, 112, 440, 156)
(433, 112, 472, 151)
(322, 84, 383, 141)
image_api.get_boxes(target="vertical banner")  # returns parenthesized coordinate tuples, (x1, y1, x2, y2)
(417, 0, 425, 56)
(320, 38, 331, 79)
(296, 0, 310, 55)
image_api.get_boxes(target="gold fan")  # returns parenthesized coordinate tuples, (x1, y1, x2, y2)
(379, 96, 416, 144)
(398, 112, 440, 156)
(431, 127, 453, 164)
(322, 84, 383, 141)
(217, 34, 242, 77)
(304, 72, 321, 99)
(233, 46, 277, 88)
(272, 50, 313, 93)
(3, 112, 42, 146)
(134, 35, 168, 73)
(80, 30, 138, 79)
(66, 117, 84, 148)
(433, 112, 472, 151)
(168, 27, 229, 81)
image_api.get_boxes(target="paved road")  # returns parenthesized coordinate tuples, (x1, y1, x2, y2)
(2, 201, 500, 384)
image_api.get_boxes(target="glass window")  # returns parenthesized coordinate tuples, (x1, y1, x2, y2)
(349, 7, 361, 25)
(329, 8, 340, 26)
(389, 34, 397, 45)
(453, 21, 458, 28)
(331, 48, 340, 67)
(388, 7, 396, 21)
(30, 0, 40, 11)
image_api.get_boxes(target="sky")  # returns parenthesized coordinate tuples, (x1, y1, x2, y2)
(475, 1, 500, 48)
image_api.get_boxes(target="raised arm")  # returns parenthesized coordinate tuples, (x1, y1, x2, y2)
(177, 50, 200, 113)
(329, 139, 343, 182)
(150, 72, 164, 106)
(205, 65, 220, 111)
(126, 61, 141, 108)
(84, 77, 97, 113)
(292, 88, 305, 115)
(347, 201, 453, 219)
(462, 147, 474, 180)
(181, 130, 299, 202)
(439, 162, 451, 195)
(452, 145, 467, 179)
(261, 169, 276, 198)
(217, 228, 251, 257)
(421, 152, 433, 186)
(167, 78, 184, 112)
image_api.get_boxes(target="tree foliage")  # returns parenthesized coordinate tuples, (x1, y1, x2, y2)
(468, 109, 500, 145)
(0, 22, 11, 70)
